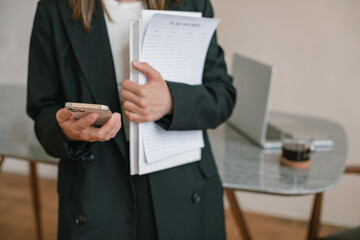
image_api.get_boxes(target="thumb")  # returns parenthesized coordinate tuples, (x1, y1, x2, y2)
(132, 61, 159, 80)
(56, 108, 72, 125)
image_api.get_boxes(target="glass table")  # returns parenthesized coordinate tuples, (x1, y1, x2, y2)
(208, 112, 347, 240)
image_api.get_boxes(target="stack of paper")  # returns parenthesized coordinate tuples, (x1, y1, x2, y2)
(129, 10, 219, 175)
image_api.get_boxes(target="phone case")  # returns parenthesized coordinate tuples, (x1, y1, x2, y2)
(65, 102, 112, 126)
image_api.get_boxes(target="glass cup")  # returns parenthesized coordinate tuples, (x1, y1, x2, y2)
(280, 132, 315, 169)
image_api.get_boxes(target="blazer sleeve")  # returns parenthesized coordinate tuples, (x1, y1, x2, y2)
(27, 1, 92, 160)
(156, 0, 236, 131)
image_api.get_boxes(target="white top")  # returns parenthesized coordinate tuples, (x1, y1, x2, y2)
(104, 0, 142, 139)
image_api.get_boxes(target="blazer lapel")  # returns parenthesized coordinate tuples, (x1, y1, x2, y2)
(56, 0, 121, 112)
(56, 0, 129, 163)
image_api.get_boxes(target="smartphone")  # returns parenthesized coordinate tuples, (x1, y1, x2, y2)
(65, 102, 112, 126)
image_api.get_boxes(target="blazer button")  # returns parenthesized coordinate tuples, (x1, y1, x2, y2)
(192, 192, 201, 204)
(82, 153, 94, 162)
(75, 214, 87, 225)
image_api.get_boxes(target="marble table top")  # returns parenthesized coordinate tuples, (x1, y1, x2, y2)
(208, 113, 347, 195)
(0, 85, 58, 164)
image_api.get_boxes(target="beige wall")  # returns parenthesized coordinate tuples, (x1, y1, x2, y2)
(1, 0, 359, 228)
(0, 0, 36, 86)
(212, 0, 360, 227)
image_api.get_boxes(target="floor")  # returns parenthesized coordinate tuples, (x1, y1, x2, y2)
(0, 172, 345, 240)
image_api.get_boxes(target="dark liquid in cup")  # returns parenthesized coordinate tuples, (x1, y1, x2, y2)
(282, 143, 311, 162)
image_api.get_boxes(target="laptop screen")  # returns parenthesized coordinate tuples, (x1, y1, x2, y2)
(227, 54, 275, 146)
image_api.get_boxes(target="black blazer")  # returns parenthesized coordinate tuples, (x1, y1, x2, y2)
(27, 0, 236, 239)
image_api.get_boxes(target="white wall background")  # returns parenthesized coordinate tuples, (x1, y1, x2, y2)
(211, 0, 360, 227)
(0, 0, 359, 228)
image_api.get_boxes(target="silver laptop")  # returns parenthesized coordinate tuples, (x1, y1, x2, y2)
(228, 53, 333, 149)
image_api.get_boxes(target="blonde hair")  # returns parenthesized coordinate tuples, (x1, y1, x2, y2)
(68, 0, 180, 32)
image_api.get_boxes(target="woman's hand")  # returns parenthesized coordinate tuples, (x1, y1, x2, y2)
(56, 108, 122, 142)
(121, 61, 173, 123)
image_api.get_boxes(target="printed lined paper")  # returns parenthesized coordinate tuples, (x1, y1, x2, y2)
(130, 10, 219, 175)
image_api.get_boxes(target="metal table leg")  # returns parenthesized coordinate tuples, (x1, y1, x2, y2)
(307, 193, 323, 240)
(0, 154, 5, 172)
(225, 188, 252, 240)
(345, 166, 360, 174)
(29, 161, 43, 240)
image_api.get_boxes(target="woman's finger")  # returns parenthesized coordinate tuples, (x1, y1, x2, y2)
(121, 89, 144, 107)
(122, 79, 145, 96)
(132, 61, 159, 79)
(123, 100, 147, 116)
(56, 108, 72, 125)
(74, 112, 99, 131)
(93, 113, 120, 141)
(105, 113, 122, 139)
(125, 110, 148, 123)
(106, 117, 122, 139)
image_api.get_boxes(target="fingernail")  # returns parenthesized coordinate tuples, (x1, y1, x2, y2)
(133, 61, 140, 67)
(117, 113, 121, 122)
(113, 113, 120, 122)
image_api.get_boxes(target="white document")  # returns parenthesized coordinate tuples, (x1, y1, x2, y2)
(129, 10, 219, 175)
(138, 149, 202, 175)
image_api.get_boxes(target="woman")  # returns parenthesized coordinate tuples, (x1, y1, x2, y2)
(27, 0, 236, 239)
